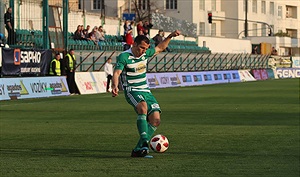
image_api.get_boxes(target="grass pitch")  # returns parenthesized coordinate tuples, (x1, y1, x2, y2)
(0, 79, 299, 177)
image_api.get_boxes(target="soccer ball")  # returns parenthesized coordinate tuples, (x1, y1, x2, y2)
(150, 134, 169, 153)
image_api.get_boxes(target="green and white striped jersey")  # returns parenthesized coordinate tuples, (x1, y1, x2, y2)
(115, 48, 155, 93)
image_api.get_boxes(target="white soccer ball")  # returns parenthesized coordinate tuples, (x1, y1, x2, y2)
(150, 134, 169, 153)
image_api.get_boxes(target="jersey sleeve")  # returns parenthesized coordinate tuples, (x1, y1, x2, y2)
(114, 53, 127, 71)
(145, 48, 156, 57)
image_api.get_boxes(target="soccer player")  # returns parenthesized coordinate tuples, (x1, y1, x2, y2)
(111, 30, 180, 157)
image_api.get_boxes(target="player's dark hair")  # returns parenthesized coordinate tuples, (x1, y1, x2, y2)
(134, 35, 150, 45)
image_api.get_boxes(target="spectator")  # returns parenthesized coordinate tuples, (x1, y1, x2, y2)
(124, 29, 134, 51)
(252, 46, 259, 54)
(136, 21, 144, 36)
(152, 29, 164, 46)
(98, 26, 106, 41)
(65, 49, 79, 95)
(83, 25, 91, 39)
(153, 30, 170, 52)
(89, 26, 99, 45)
(4, 7, 15, 45)
(271, 47, 278, 55)
(138, 29, 144, 36)
(143, 20, 153, 38)
(104, 58, 113, 92)
(97, 26, 106, 49)
(123, 20, 131, 35)
(49, 53, 61, 76)
(80, 25, 87, 40)
(130, 21, 134, 31)
(74, 25, 83, 40)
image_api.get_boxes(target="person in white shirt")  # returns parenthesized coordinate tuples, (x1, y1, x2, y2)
(104, 58, 113, 92)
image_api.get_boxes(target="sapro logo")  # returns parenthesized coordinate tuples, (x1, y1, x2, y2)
(30, 81, 47, 93)
(277, 69, 300, 78)
(21, 51, 41, 63)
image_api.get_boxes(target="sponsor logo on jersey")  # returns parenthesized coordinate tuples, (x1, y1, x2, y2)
(136, 63, 146, 73)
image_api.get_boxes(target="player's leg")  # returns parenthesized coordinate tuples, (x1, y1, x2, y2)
(135, 101, 149, 148)
(147, 111, 160, 141)
(145, 92, 161, 141)
(131, 101, 150, 157)
(125, 92, 150, 157)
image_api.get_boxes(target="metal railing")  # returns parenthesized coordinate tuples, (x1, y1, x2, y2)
(75, 51, 270, 72)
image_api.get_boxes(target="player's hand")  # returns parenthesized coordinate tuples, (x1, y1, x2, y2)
(112, 87, 119, 97)
(170, 30, 181, 38)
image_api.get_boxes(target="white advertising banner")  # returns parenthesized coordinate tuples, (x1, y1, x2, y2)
(75, 72, 107, 94)
(276, 68, 300, 78)
(238, 70, 256, 82)
(146, 70, 241, 89)
(0, 76, 69, 101)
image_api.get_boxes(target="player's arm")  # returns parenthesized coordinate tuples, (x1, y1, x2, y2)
(154, 30, 180, 55)
(111, 69, 122, 97)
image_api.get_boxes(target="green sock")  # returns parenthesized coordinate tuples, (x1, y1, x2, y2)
(134, 114, 148, 151)
(147, 123, 157, 141)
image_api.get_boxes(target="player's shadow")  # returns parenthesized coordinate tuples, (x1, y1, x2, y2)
(0, 148, 131, 159)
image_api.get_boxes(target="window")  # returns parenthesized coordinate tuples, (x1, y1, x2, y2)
(200, 0, 205, 10)
(252, 0, 257, 13)
(252, 23, 257, 36)
(261, 1, 266, 14)
(278, 6, 282, 18)
(166, 0, 177, 10)
(270, 2, 274, 15)
(261, 24, 266, 36)
(93, 0, 104, 10)
(139, 0, 149, 10)
(199, 22, 205, 36)
(270, 25, 274, 35)
(211, 0, 216, 11)
(211, 23, 216, 36)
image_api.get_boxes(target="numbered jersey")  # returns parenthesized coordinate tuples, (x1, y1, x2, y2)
(115, 48, 155, 93)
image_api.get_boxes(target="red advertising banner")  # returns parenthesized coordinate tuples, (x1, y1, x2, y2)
(251, 69, 268, 80)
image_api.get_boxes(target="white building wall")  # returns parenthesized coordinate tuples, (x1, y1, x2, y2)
(198, 37, 252, 54)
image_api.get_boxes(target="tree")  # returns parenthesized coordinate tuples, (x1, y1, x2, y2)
(130, 0, 164, 22)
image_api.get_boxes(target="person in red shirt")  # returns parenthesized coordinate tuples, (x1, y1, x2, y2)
(136, 21, 144, 36)
(124, 30, 134, 50)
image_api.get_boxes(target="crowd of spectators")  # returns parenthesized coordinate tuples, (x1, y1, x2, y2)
(123, 19, 155, 51)
(73, 20, 170, 52)
(73, 24, 106, 49)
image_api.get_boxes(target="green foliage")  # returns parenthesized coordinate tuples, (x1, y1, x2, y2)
(0, 79, 299, 177)
(274, 31, 290, 37)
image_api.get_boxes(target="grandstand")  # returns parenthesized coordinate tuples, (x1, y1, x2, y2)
(13, 28, 210, 54)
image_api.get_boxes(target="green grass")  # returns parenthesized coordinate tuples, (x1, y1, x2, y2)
(0, 79, 299, 177)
